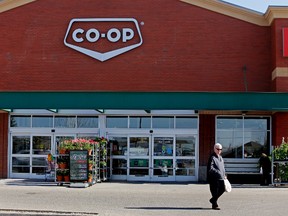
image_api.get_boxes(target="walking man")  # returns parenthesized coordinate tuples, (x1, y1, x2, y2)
(207, 143, 226, 210)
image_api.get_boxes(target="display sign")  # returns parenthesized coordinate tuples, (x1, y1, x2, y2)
(64, 18, 143, 62)
(283, 28, 288, 57)
(70, 150, 88, 181)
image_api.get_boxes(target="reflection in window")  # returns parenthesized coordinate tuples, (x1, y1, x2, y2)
(106, 116, 128, 128)
(152, 117, 174, 128)
(10, 116, 31, 127)
(55, 116, 76, 128)
(12, 136, 30, 154)
(176, 159, 195, 176)
(130, 117, 151, 128)
(176, 117, 198, 129)
(77, 116, 98, 128)
(32, 136, 51, 154)
(32, 116, 53, 127)
(216, 116, 270, 159)
(112, 159, 127, 175)
(129, 137, 149, 156)
(110, 137, 127, 156)
(176, 136, 195, 156)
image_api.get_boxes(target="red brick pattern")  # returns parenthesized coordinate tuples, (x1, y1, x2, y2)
(0, 0, 271, 92)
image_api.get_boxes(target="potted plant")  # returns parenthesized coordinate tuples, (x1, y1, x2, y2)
(88, 172, 93, 183)
(56, 169, 64, 182)
(63, 169, 70, 182)
(57, 158, 68, 169)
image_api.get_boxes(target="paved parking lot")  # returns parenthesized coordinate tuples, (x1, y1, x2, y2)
(0, 179, 288, 216)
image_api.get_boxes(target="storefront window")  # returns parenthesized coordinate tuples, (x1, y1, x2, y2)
(10, 116, 31, 127)
(32, 116, 53, 127)
(175, 117, 198, 129)
(130, 116, 151, 128)
(111, 137, 127, 156)
(106, 116, 128, 128)
(32, 136, 51, 154)
(216, 116, 270, 159)
(129, 137, 149, 156)
(176, 159, 195, 176)
(55, 116, 76, 128)
(153, 159, 173, 176)
(12, 136, 30, 154)
(152, 116, 174, 128)
(77, 116, 98, 128)
(154, 137, 173, 156)
(176, 136, 195, 156)
(112, 159, 127, 175)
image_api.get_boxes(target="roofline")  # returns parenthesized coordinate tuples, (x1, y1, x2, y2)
(0, 0, 36, 13)
(180, 0, 288, 26)
(1, 0, 288, 26)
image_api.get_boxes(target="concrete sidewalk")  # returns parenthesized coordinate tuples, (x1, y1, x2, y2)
(0, 179, 287, 216)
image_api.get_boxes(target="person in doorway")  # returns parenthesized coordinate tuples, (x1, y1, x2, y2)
(207, 143, 226, 210)
(258, 153, 271, 186)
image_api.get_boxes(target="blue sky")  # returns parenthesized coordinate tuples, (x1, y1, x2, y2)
(222, 0, 288, 13)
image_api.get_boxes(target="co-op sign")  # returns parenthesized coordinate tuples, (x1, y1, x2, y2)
(64, 18, 143, 62)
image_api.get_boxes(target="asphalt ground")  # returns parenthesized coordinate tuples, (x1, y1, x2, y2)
(0, 179, 288, 216)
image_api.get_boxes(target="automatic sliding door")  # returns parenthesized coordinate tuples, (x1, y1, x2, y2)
(128, 136, 150, 181)
(152, 136, 175, 181)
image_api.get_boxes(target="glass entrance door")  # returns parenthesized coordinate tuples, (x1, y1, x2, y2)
(109, 134, 198, 182)
(127, 136, 150, 181)
(151, 136, 175, 181)
(11, 135, 52, 179)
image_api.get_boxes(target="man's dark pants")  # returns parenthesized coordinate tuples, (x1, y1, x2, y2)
(209, 179, 225, 206)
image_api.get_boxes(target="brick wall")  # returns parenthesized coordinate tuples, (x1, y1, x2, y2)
(0, 0, 271, 92)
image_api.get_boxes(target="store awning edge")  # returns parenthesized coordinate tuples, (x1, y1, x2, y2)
(0, 91, 288, 111)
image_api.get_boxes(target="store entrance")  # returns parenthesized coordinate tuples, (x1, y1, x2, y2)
(9, 133, 97, 179)
(109, 134, 197, 182)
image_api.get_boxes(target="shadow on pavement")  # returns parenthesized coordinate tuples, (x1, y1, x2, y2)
(125, 207, 212, 211)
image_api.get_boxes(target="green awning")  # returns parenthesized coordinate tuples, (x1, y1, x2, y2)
(0, 91, 288, 111)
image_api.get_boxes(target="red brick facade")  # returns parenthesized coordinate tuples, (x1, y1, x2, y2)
(1, 0, 288, 180)
(0, 0, 272, 92)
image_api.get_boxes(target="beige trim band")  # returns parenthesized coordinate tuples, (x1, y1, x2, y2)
(181, 0, 288, 26)
(0, 0, 36, 13)
(272, 67, 288, 80)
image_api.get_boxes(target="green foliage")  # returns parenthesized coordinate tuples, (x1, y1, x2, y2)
(273, 142, 288, 160)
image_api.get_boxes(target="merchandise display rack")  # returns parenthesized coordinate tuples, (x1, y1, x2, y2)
(54, 138, 108, 187)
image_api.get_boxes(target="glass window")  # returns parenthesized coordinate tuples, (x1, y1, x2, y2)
(112, 159, 127, 175)
(129, 137, 149, 156)
(12, 136, 30, 154)
(106, 116, 128, 128)
(153, 137, 173, 156)
(176, 136, 195, 156)
(153, 159, 173, 176)
(176, 117, 198, 129)
(55, 116, 76, 128)
(152, 116, 174, 128)
(130, 116, 151, 128)
(32, 136, 51, 154)
(10, 116, 31, 127)
(176, 159, 195, 176)
(77, 116, 98, 128)
(110, 137, 127, 156)
(32, 116, 53, 128)
(216, 116, 270, 159)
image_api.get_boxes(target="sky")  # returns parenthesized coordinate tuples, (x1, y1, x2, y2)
(222, 0, 288, 13)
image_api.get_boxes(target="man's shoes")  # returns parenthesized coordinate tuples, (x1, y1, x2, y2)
(212, 206, 221, 210)
(210, 198, 220, 210)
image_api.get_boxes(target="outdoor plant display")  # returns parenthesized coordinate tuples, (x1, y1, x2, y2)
(273, 138, 288, 182)
(56, 137, 109, 185)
